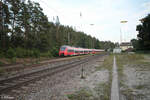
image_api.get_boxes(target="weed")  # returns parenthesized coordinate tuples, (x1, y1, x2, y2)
(135, 84, 145, 90)
(67, 87, 93, 100)
(116, 53, 149, 100)
(94, 83, 110, 100)
(96, 55, 113, 71)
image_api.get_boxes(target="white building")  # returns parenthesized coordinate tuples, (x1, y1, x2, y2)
(113, 47, 122, 53)
(120, 42, 133, 51)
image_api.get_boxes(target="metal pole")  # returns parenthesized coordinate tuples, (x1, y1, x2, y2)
(120, 21, 128, 43)
(120, 28, 122, 44)
(68, 31, 70, 45)
(81, 64, 84, 79)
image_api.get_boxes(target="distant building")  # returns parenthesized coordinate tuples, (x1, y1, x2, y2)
(113, 47, 122, 53)
(120, 42, 133, 51)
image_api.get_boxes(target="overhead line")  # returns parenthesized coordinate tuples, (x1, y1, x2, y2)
(36, 0, 78, 26)
(38, 0, 61, 14)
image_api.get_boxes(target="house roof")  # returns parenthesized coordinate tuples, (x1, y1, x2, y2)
(120, 42, 132, 46)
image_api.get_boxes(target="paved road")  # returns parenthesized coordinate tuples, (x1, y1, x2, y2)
(111, 56, 119, 100)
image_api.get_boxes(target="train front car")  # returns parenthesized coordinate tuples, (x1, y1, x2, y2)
(59, 46, 68, 56)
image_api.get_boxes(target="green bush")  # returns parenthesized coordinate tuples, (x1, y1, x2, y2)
(10, 57, 16, 63)
(51, 47, 59, 57)
(23, 49, 34, 57)
(47, 51, 52, 58)
(40, 52, 47, 57)
(33, 49, 40, 58)
(40, 51, 52, 58)
(0, 50, 5, 58)
(67, 88, 93, 100)
(16, 47, 25, 58)
(27, 50, 34, 57)
(6, 48, 16, 59)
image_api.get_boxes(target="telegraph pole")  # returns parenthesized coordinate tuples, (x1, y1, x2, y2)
(68, 30, 70, 45)
(120, 28, 122, 44)
(80, 12, 82, 31)
(55, 16, 60, 46)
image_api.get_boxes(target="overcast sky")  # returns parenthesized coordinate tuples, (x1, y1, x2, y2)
(33, 0, 150, 43)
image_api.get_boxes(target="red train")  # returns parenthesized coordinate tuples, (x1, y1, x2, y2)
(59, 45, 104, 56)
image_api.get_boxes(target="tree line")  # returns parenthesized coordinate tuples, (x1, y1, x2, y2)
(131, 14, 150, 52)
(0, 0, 115, 58)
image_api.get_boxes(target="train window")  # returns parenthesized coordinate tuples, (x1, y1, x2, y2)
(68, 49, 74, 52)
(68, 49, 71, 52)
(60, 47, 66, 51)
(75, 50, 78, 53)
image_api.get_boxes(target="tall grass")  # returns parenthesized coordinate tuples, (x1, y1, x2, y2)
(116, 53, 146, 99)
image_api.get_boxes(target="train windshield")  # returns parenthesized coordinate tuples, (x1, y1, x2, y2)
(60, 47, 66, 51)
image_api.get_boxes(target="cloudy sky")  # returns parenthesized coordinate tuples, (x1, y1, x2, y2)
(33, 0, 150, 43)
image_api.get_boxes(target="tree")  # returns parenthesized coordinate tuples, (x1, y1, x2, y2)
(130, 39, 139, 50)
(136, 14, 150, 50)
(0, 0, 10, 50)
(0, 0, 116, 58)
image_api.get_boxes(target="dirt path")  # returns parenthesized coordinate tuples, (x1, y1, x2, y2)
(111, 56, 119, 100)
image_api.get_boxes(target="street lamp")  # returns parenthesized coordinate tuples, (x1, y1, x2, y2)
(120, 20, 128, 43)
(89, 24, 94, 48)
(120, 21, 128, 23)
(90, 24, 94, 26)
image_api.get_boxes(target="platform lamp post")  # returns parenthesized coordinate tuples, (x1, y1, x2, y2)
(89, 24, 94, 48)
(120, 20, 128, 44)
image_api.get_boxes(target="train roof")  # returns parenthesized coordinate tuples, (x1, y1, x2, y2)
(60, 45, 104, 51)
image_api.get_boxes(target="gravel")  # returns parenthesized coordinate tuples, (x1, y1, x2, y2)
(2, 55, 109, 100)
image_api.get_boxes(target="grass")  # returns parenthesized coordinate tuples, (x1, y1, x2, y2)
(67, 87, 93, 100)
(94, 54, 113, 99)
(116, 53, 150, 99)
(116, 54, 136, 97)
(94, 82, 110, 100)
(95, 54, 114, 100)
(96, 55, 113, 71)
(135, 84, 146, 89)
(116, 53, 145, 78)
(67, 83, 110, 100)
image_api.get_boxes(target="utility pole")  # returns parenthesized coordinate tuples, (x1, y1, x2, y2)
(120, 28, 122, 44)
(55, 16, 60, 46)
(68, 31, 70, 45)
(90, 24, 94, 48)
(56, 16, 60, 25)
(80, 12, 83, 31)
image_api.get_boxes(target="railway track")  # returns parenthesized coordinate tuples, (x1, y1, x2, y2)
(1, 55, 89, 72)
(0, 54, 106, 94)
